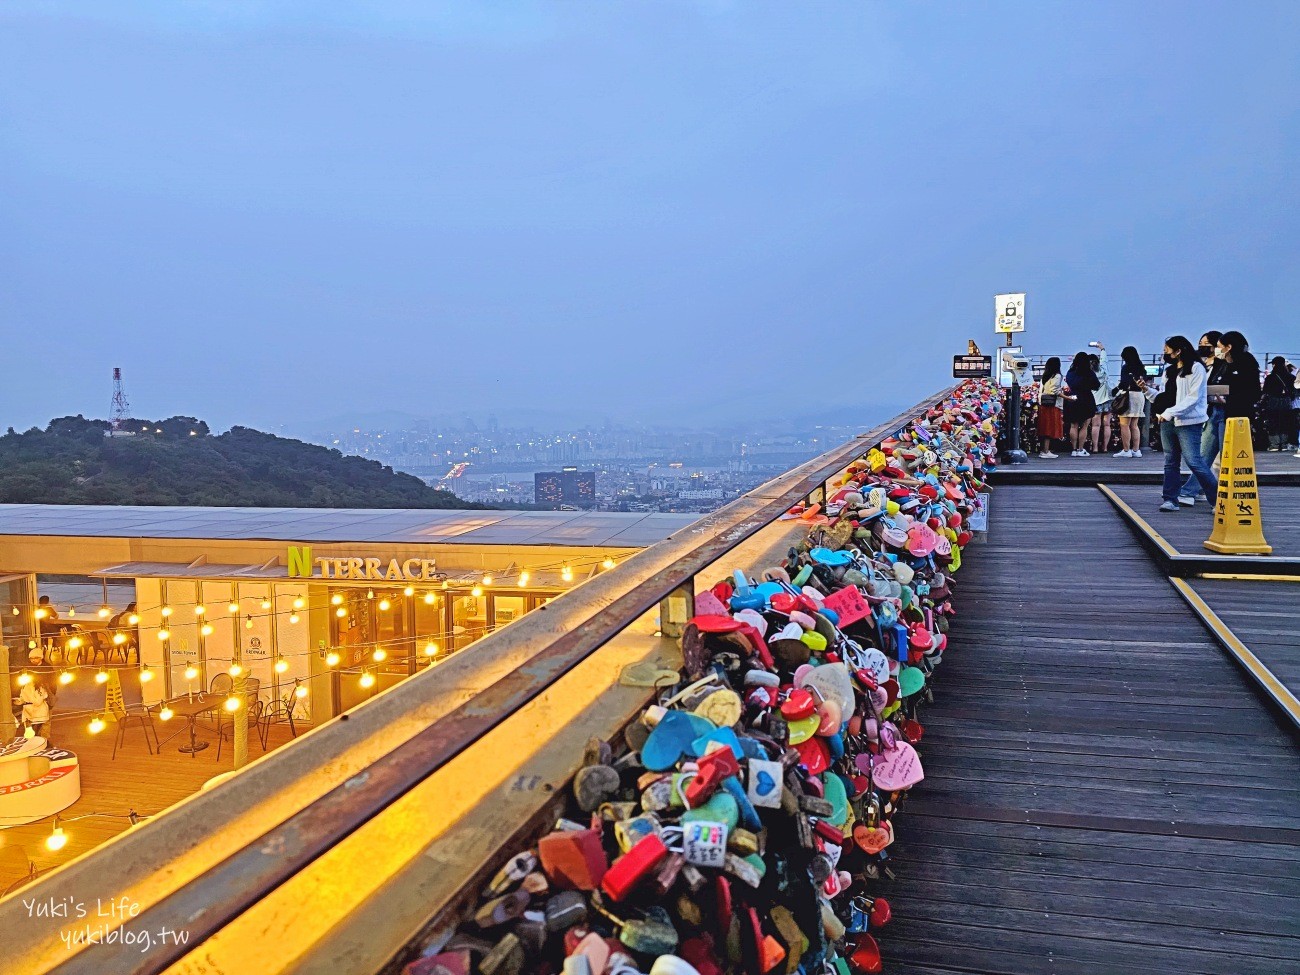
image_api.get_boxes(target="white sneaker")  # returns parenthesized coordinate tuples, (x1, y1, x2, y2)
(1039, 451, 1058, 459)
(1079, 449, 1090, 456)
(1132, 449, 1142, 458)
(1114, 450, 1132, 458)
(1177, 495, 1196, 507)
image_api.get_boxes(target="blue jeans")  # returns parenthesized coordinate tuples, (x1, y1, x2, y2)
(1180, 407, 1225, 498)
(1162, 421, 1218, 504)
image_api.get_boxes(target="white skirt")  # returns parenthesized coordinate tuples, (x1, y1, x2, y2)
(1120, 392, 1146, 418)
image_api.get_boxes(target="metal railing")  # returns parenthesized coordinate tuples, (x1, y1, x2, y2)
(1, 384, 961, 975)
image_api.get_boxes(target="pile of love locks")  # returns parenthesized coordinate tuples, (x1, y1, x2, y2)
(409, 381, 1000, 975)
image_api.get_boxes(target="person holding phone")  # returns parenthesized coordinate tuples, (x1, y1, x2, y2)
(1138, 336, 1217, 512)
(1176, 330, 1224, 506)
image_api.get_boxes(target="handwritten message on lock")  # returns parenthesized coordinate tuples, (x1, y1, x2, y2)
(823, 586, 870, 627)
(681, 821, 728, 867)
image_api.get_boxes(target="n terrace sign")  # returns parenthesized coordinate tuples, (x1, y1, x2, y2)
(287, 546, 443, 582)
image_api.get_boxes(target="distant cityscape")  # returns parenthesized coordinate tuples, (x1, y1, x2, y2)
(309, 417, 868, 513)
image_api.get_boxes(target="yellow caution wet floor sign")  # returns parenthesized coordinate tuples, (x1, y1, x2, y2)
(105, 668, 127, 719)
(1205, 417, 1271, 554)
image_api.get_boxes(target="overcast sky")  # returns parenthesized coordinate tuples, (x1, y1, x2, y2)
(3, 2, 1299, 434)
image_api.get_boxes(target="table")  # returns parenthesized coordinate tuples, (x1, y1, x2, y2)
(154, 695, 220, 757)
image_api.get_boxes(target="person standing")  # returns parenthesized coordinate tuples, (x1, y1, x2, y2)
(1088, 348, 1113, 455)
(1114, 346, 1148, 457)
(1036, 356, 1065, 459)
(1176, 330, 1224, 506)
(1215, 331, 1261, 449)
(1137, 335, 1218, 512)
(1064, 352, 1099, 456)
(1262, 356, 1296, 450)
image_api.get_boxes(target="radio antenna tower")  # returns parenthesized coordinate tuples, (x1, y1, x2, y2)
(110, 367, 130, 436)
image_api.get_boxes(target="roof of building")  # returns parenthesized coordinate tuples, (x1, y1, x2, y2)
(0, 505, 700, 548)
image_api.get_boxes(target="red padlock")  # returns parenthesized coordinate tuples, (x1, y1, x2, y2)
(849, 935, 883, 974)
(601, 833, 668, 901)
(684, 747, 740, 806)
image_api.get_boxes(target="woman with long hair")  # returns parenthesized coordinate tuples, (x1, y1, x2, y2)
(1262, 356, 1297, 450)
(1136, 335, 1217, 512)
(1064, 351, 1100, 456)
(1114, 345, 1148, 457)
(1088, 347, 1113, 455)
(1036, 357, 1065, 459)
(1214, 330, 1261, 445)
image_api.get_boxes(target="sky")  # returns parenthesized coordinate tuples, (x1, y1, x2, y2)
(2, 1, 1299, 435)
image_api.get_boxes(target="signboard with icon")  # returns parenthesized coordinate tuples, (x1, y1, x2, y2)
(952, 355, 993, 379)
(994, 293, 1025, 333)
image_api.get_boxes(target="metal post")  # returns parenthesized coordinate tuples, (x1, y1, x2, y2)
(1002, 332, 1028, 464)
(0, 644, 16, 740)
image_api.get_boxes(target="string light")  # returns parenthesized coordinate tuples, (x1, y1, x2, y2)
(10, 605, 18, 615)
(17, 672, 32, 687)
(95, 670, 109, 684)
(336, 607, 347, 618)
(561, 566, 574, 583)
(423, 592, 436, 604)
(112, 633, 126, 645)
(88, 717, 106, 735)
(128, 613, 140, 626)
(372, 647, 387, 662)
(518, 571, 530, 586)
(602, 557, 616, 570)
(66, 636, 83, 651)
(378, 598, 391, 611)
(274, 657, 288, 674)
(194, 604, 206, 616)
(228, 601, 240, 613)
(260, 599, 272, 610)
(246, 615, 254, 629)
(158, 628, 170, 641)
(224, 696, 241, 712)
(331, 594, 343, 606)
(184, 666, 199, 681)
(471, 587, 483, 598)
(98, 605, 111, 618)
(359, 671, 376, 689)
(366, 589, 374, 599)
(482, 574, 493, 586)
(58, 670, 74, 686)
(201, 623, 214, 636)
(229, 663, 243, 677)
(67, 606, 76, 618)
(159, 706, 174, 721)
(139, 667, 154, 684)
(160, 606, 172, 617)
(294, 685, 308, 699)
(46, 823, 68, 852)
(403, 585, 415, 597)
(292, 596, 305, 610)
(423, 642, 439, 657)
(289, 612, 300, 624)
(34, 607, 48, 620)
(325, 651, 340, 667)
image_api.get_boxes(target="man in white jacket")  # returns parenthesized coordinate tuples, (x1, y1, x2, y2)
(1137, 336, 1219, 512)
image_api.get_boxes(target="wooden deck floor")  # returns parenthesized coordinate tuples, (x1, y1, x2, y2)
(1188, 577, 1300, 708)
(0, 711, 298, 895)
(883, 486, 1300, 975)
(1106, 482, 1300, 561)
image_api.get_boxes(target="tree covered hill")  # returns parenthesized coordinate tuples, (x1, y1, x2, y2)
(0, 415, 485, 508)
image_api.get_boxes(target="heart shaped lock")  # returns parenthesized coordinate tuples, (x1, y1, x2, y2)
(871, 739, 924, 791)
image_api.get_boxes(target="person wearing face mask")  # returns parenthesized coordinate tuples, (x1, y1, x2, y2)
(1175, 330, 1224, 506)
(1135, 335, 1217, 512)
(1215, 331, 1261, 425)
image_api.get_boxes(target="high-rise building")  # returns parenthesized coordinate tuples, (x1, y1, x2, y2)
(535, 467, 597, 509)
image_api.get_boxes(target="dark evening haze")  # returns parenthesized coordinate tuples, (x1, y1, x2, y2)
(2, 2, 1299, 433)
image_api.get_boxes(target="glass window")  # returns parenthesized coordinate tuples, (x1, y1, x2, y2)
(492, 596, 526, 631)
(451, 593, 488, 651)
(414, 591, 447, 663)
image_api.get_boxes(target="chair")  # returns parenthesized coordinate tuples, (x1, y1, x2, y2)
(111, 707, 159, 760)
(257, 695, 299, 750)
(216, 700, 263, 762)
